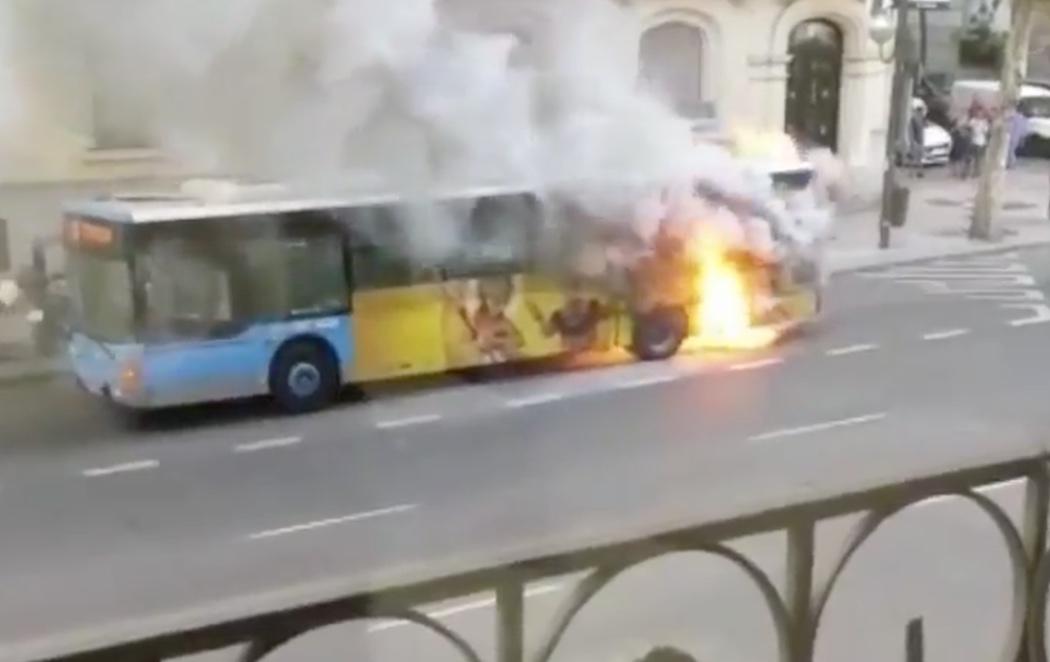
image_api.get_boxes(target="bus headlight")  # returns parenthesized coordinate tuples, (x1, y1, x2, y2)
(116, 358, 143, 400)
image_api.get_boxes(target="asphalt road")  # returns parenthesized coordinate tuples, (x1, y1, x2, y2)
(0, 246, 1049, 661)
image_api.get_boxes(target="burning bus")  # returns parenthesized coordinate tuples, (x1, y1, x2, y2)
(551, 152, 828, 358)
(60, 145, 830, 414)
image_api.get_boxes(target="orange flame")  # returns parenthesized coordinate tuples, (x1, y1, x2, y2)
(692, 236, 778, 350)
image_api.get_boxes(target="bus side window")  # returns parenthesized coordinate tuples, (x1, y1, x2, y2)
(443, 193, 538, 279)
(347, 205, 415, 290)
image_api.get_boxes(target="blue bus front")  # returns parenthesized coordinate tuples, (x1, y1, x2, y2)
(65, 212, 354, 410)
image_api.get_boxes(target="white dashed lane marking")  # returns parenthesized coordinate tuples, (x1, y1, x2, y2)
(375, 414, 443, 430)
(367, 583, 565, 633)
(505, 392, 565, 409)
(826, 343, 879, 356)
(82, 460, 160, 478)
(922, 328, 970, 341)
(749, 412, 888, 442)
(610, 374, 681, 391)
(728, 357, 783, 372)
(247, 504, 418, 540)
(916, 478, 1022, 509)
(234, 436, 302, 453)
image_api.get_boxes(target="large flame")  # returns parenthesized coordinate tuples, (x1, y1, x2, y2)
(692, 236, 778, 350)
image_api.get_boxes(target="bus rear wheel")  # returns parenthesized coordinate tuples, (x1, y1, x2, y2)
(270, 341, 339, 414)
(631, 307, 687, 361)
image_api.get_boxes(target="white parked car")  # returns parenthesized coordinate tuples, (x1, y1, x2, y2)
(922, 122, 953, 165)
(912, 98, 953, 166)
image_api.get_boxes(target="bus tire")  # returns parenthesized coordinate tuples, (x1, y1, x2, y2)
(270, 339, 339, 414)
(631, 307, 687, 361)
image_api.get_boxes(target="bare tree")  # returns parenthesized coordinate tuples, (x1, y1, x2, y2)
(970, 0, 1036, 239)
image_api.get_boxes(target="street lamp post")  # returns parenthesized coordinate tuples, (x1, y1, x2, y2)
(870, 0, 915, 249)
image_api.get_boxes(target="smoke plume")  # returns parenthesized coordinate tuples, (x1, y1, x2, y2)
(5, 0, 832, 257)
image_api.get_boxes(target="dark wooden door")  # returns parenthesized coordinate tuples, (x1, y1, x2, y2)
(785, 20, 843, 151)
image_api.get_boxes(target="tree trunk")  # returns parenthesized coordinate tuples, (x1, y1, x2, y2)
(970, 0, 1035, 240)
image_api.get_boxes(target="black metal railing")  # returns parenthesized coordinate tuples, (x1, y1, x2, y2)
(13, 454, 1050, 662)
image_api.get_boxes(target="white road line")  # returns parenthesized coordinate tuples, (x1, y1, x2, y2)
(82, 460, 159, 478)
(915, 495, 959, 508)
(964, 290, 1046, 301)
(234, 436, 302, 453)
(915, 478, 1030, 509)
(1009, 303, 1050, 327)
(922, 328, 970, 341)
(826, 343, 879, 357)
(728, 357, 783, 372)
(505, 392, 564, 409)
(375, 414, 443, 430)
(748, 412, 888, 442)
(367, 583, 565, 633)
(610, 374, 680, 391)
(248, 504, 418, 540)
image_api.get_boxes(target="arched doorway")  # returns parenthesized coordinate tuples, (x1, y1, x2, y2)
(639, 21, 708, 119)
(785, 19, 843, 151)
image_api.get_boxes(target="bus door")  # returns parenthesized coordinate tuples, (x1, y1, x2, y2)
(133, 233, 267, 405)
(348, 206, 446, 382)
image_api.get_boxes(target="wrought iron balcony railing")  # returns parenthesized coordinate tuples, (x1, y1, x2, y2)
(10, 454, 1050, 662)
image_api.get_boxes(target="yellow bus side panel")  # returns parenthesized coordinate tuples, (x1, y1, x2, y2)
(352, 285, 446, 382)
(351, 275, 623, 382)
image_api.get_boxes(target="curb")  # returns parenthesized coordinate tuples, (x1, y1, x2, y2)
(827, 237, 1050, 275)
(0, 360, 68, 388)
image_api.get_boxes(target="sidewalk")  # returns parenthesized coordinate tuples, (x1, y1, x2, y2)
(827, 161, 1050, 272)
(1, 162, 1048, 387)
(0, 312, 65, 385)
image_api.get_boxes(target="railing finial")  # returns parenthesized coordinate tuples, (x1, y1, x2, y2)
(906, 617, 924, 662)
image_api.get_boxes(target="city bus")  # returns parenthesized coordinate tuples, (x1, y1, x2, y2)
(63, 177, 822, 415)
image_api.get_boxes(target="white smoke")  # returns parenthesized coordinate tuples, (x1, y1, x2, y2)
(8, 0, 832, 257)
(13, 1, 693, 182)
(0, 1, 24, 175)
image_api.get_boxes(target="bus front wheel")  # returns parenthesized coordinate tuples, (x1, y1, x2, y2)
(270, 340, 339, 414)
(630, 307, 687, 361)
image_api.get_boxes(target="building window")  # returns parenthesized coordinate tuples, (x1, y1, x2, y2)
(90, 88, 152, 151)
(639, 21, 712, 119)
(85, 39, 152, 151)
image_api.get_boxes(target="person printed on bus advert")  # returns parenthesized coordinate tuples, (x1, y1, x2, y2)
(528, 280, 611, 353)
(471, 275, 524, 362)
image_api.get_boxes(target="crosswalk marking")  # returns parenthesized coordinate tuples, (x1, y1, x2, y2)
(860, 252, 1049, 326)
(1008, 303, 1050, 326)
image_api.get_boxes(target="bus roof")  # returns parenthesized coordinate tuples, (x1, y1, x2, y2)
(63, 180, 538, 224)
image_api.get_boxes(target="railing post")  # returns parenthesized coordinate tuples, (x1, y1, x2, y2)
(906, 618, 924, 662)
(1021, 464, 1050, 662)
(786, 522, 816, 662)
(497, 581, 525, 662)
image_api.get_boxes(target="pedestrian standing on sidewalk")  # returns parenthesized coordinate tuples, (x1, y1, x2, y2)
(966, 107, 990, 179)
(950, 113, 973, 178)
(1006, 104, 1030, 168)
(908, 102, 927, 178)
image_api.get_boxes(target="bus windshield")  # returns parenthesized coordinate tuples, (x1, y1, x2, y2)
(68, 251, 136, 343)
